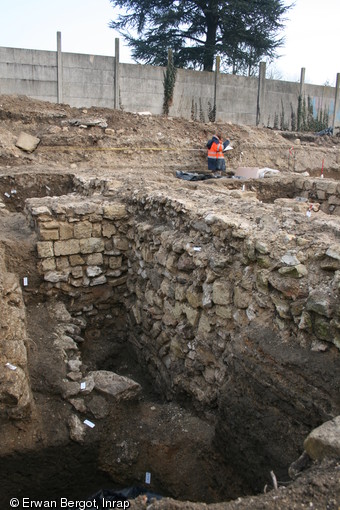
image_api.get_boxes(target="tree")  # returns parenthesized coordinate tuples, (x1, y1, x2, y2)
(109, 0, 292, 74)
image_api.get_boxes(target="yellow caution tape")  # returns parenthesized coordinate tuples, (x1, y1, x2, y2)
(38, 146, 206, 152)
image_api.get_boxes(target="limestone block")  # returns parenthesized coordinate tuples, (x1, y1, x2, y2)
(304, 416, 340, 460)
(328, 195, 340, 206)
(160, 278, 175, 299)
(255, 240, 270, 254)
(44, 270, 69, 283)
(15, 132, 40, 153)
(109, 256, 122, 269)
(87, 394, 109, 419)
(102, 223, 116, 238)
(186, 286, 203, 308)
(41, 257, 56, 271)
(107, 270, 122, 278)
(39, 228, 59, 241)
(59, 223, 74, 240)
(86, 266, 102, 277)
(203, 366, 216, 384)
(67, 359, 82, 372)
(92, 223, 102, 237)
(178, 253, 195, 271)
(183, 304, 200, 327)
(56, 256, 70, 270)
(306, 289, 335, 318)
(278, 264, 308, 278)
(197, 313, 212, 335)
(212, 280, 233, 305)
(175, 284, 187, 302)
(86, 253, 103, 266)
(154, 247, 167, 266)
(69, 254, 85, 266)
(0, 366, 32, 419)
(90, 275, 107, 286)
(54, 239, 80, 256)
(166, 253, 179, 273)
(103, 203, 127, 219)
(281, 253, 301, 266)
(271, 295, 291, 319)
(73, 221, 93, 239)
(267, 272, 308, 299)
(49, 301, 72, 322)
(69, 398, 87, 413)
(317, 190, 326, 200)
(68, 414, 86, 443)
(70, 278, 84, 288)
(40, 220, 60, 230)
(37, 241, 54, 259)
(62, 375, 95, 399)
(141, 245, 154, 263)
(314, 315, 331, 341)
(54, 334, 78, 351)
(113, 237, 129, 251)
(71, 266, 83, 279)
(316, 180, 338, 194)
(215, 305, 233, 319)
(209, 255, 232, 271)
(326, 245, 340, 261)
(88, 370, 141, 401)
(234, 287, 251, 309)
(30, 205, 52, 217)
(80, 238, 105, 254)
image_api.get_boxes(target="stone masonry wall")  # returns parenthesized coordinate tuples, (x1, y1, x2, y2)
(0, 246, 33, 421)
(25, 187, 340, 487)
(26, 194, 130, 314)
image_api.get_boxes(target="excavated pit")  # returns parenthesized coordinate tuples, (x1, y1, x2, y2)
(1, 170, 340, 509)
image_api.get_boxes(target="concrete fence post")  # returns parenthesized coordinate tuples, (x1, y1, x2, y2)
(332, 73, 340, 135)
(297, 68, 306, 131)
(300, 67, 305, 97)
(57, 31, 63, 104)
(213, 56, 220, 122)
(114, 38, 120, 109)
(256, 61, 266, 126)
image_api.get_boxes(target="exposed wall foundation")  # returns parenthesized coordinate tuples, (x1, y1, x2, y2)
(1, 172, 340, 504)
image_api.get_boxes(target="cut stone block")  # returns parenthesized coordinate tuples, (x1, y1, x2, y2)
(15, 132, 41, 153)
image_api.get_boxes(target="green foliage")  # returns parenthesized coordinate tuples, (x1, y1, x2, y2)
(297, 94, 302, 131)
(290, 103, 296, 131)
(208, 101, 216, 123)
(109, 0, 292, 74)
(163, 49, 177, 115)
(297, 95, 329, 132)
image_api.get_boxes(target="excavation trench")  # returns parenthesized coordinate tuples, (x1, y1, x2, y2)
(1, 174, 340, 507)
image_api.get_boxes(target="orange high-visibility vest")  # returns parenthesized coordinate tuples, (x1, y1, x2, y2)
(208, 140, 223, 160)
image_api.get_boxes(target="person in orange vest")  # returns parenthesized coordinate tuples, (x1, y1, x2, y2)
(206, 134, 229, 173)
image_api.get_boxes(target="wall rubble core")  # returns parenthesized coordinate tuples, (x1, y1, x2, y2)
(25, 180, 340, 490)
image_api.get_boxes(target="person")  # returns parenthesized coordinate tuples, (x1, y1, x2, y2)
(206, 134, 230, 174)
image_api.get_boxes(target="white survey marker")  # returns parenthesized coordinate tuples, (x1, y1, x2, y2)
(84, 419, 95, 428)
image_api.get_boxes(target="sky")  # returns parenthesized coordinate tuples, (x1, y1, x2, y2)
(0, 0, 339, 86)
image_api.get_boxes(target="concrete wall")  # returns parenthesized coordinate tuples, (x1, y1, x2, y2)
(0, 47, 57, 101)
(62, 52, 115, 108)
(1, 43, 339, 129)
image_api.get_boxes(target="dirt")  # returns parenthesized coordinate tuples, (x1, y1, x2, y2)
(0, 94, 340, 509)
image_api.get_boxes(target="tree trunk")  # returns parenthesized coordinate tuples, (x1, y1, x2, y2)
(203, 17, 218, 71)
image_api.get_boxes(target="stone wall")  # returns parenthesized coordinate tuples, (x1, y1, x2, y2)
(26, 186, 340, 487)
(230, 175, 340, 216)
(0, 246, 33, 421)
